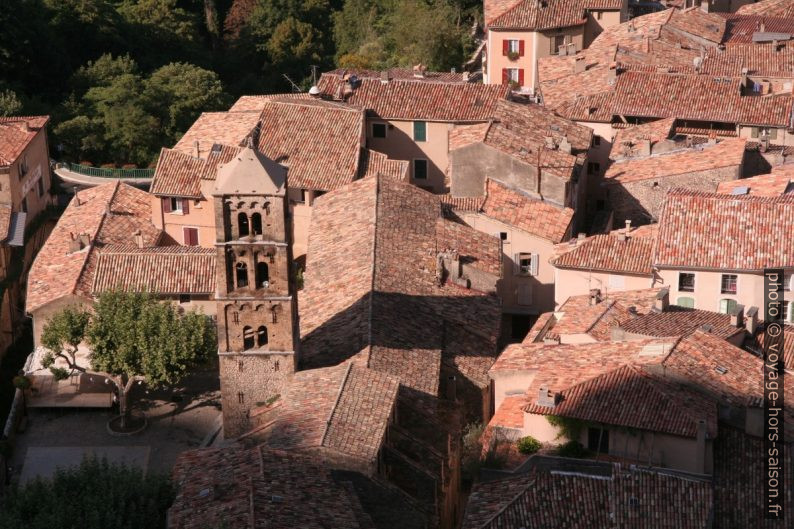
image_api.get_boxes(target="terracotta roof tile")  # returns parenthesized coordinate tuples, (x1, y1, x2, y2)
(0, 115, 48, 166)
(654, 188, 794, 270)
(610, 117, 677, 159)
(724, 14, 794, 44)
(317, 74, 510, 122)
(604, 138, 747, 184)
(325, 68, 470, 83)
(750, 322, 794, 370)
(702, 41, 794, 78)
(552, 225, 658, 275)
(150, 148, 207, 198)
(27, 182, 161, 313)
(666, 7, 726, 44)
(173, 111, 259, 158)
(716, 170, 793, 196)
(737, 0, 794, 18)
(620, 306, 744, 339)
(439, 193, 486, 213)
(358, 149, 409, 181)
(92, 245, 215, 295)
(228, 93, 313, 112)
(487, 0, 586, 30)
(481, 179, 573, 243)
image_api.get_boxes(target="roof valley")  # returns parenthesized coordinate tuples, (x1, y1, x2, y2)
(365, 176, 381, 369)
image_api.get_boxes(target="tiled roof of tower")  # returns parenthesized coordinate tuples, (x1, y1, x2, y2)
(300, 176, 501, 397)
(256, 99, 365, 191)
(552, 224, 658, 275)
(481, 179, 574, 243)
(252, 363, 399, 463)
(654, 189, 794, 271)
(316, 73, 510, 122)
(611, 71, 794, 126)
(358, 149, 409, 181)
(487, 0, 586, 30)
(716, 171, 794, 196)
(463, 461, 712, 529)
(524, 363, 718, 438)
(168, 446, 368, 529)
(0, 115, 48, 166)
(619, 307, 744, 340)
(173, 111, 259, 157)
(92, 245, 215, 295)
(604, 138, 747, 184)
(27, 182, 161, 314)
(737, 0, 794, 17)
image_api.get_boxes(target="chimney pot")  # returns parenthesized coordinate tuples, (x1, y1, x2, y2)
(589, 288, 602, 306)
(745, 306, 759, 334)
(654, 287, 670, 312)
(729, 304, 745, 328)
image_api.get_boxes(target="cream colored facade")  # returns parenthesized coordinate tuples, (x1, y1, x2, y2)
(458, 211, 559, 315)
(658, 267, 794, 315)
(553, 268, 655, 307)
(1, 125, 54, 227)
(365, 118, 453, 193)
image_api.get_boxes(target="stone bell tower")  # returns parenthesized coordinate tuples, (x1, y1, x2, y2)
(213, 144, 299, 438)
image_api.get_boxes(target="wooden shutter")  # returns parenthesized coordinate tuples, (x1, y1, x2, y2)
(502, 40, 509, 55)
(502, 68, 508, 85)
(162, 197, 172, 213)
(518, 69, 525, 86)
(519, 40, 525, 57)
(530, 253, 539, 276)
(514, 253, 521, 275)
(182, 198, 189, 214)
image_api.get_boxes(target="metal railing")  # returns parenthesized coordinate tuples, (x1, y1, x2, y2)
(56, 162, 154, 179)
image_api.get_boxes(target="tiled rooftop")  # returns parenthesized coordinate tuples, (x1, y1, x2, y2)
(716, 170, 794, 196)
(480, 179, 574, 243)
(316, 73, 510, 122)
(358, 149, 409, 181)
(604, 138, 747, 184)
(27, 182, 161, 314)
(149, 145, 240, 198)
(749, 322, 794, 370)
(92, 245, 216, 295)
(737, 0, 794, 18)
(172, 111, 259, 158)
(552, 224, 658, 276)
(619, 306, 744, 340)
(654, 189, 794, 271)
(0, 115, 48, 166)
(487, 0, 586, 31)
(609, 117, 677, 160)
(724, 14, 794, 44)
(324, 67, 471, 83)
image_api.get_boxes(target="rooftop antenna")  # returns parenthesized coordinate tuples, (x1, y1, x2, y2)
(282, 74, 302, 93)
(310, 65, 319, 86)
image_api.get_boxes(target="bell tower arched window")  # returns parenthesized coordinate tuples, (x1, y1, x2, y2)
(252, 213, 262, 236)
(243, 326, 254, 350)
(257, 326, 268, 346)
(256, 262, 269, 288)
(236, 262, 249, 289)
(238, 212, 250, 237)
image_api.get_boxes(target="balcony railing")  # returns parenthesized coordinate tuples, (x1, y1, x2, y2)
(57, 162, 154, 179)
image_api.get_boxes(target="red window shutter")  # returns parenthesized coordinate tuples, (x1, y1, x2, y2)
(502, 40, 508, 56)
(162, 197, 171, 213)
(502, 68, 509, 85)
(518, 69, 525, 86)
(184, 228, 198, 246)
(519, 40, 525, 57)
(182, 198, 189, 214)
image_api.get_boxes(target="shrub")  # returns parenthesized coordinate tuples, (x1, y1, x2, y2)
(517, 435, 541, 455)
(12, 375, 31, 390)
(557, 440, 588, 458)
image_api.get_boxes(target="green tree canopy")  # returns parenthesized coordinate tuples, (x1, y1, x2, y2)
(0, 457, 173, 529)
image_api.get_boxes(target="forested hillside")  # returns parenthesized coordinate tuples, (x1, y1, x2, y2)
(0, 0, 481, 166)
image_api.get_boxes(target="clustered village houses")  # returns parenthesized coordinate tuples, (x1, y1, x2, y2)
(2, 0, 794, 527)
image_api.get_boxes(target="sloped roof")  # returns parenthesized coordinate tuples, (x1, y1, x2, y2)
(716, 169, 794, 196)
(173, 111, 259, 158)
(0, 116, 48, 166)
(358, 149, 409, 181)
(214, 146, 286, 196)
(737, 0, 794, 18)
(619, 306, 744, 340)
(487, 0, 587, 30)
(552, 224, 658, 275)
(654, 189, 794, 271)
(27, 182, 161, 314)
(610, 117, 677, 160)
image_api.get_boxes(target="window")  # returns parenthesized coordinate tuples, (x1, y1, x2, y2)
(372, 123, 387, 138)
(238, 212, 250, 237)
(413, 159, 428, 180)
(677, 296, 695, 308)
(36, 177, 44, 197)
(678, 273, 695, 292)
(587, 427, 609, 453)
(179, 294, 191, 304)
(507, 39, 520, 54)
(237, 391, 245, 404)
(719, 298, 738, 314)
(236, 262, 249, 289)
(19, 155, 28, 176)
(588, 162, 600, 174)
(592, 136, 601, 147)
(597, 10, 603, 20)
(721, 274, 738, 295)
(251, 213, 262, 236)
(243, 326, 255, 350)
(162, 197, 184, 214)
(784, 272, 792, 291)
(183, 227, 199, 246)
(413, 121, 427, 142)
(257, 326, 268, 347)
(256, 262, 269, 288)
(552, 35, 566, 54)
(516, 253, 538, 276)
(783, 302, 790, 323)
(500, 232, 508, 241)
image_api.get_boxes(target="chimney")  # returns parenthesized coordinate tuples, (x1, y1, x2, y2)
(577, 232, 587, 243)
(78, 233, 91, 248)
(729, 304, 745, 328)
(558, 136, 572, 154)
(462, 71, 470, 82)
(68, 232, 82, 253)
(637, 139, 651, 156)
(608, 64, 617, 84)
(133, 230, 144, 249)
(589, 288, 602, 306)
(537, 385, 557, 408)
(574, 56, 586, 73)
(760, 19, 766, 33)
(654, 287, 670, 312)
(617, 231, 627, 242)
(625, 219, 632, 233)
(745, 306, 759, 334)
(380, 70, 390, 84)
(413, 64, 426, 78)
(695, 419, 707, 474)
(194, 140, 200, 158)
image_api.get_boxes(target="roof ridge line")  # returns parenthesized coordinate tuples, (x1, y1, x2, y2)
(365, 176, 380, 368)
(320, 362, 354, 448)
(78, 181, 120, 298)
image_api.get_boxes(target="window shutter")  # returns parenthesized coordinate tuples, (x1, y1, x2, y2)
(502, 40, 509, 55)
(751, 127, 759, 138)
(191, 229, 199, 246)
(513, 253, 521, 275)
(519, 40, 525, 57)
(502, 68, 509, 85)
(518, 69, 525, 86)
(531, 253, 539, 276)
(182, 198, 189, 214)
(162, 197, 172, 213)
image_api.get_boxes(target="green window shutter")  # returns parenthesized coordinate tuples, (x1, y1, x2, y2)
(413, 121, 427, 142)
(719, 299, 737, 314)
(676, 297, 694, 308)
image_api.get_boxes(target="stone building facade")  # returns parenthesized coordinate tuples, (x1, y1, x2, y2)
(213, 146, 299, 438)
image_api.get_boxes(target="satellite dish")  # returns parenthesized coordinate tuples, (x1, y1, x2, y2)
(308, 86, 320, 96)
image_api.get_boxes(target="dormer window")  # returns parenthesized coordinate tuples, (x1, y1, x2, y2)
(161, 197, 186, 214)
